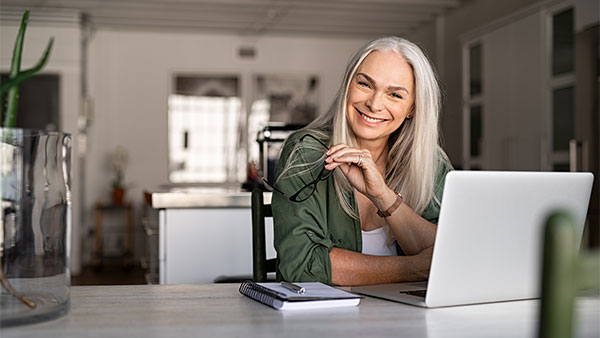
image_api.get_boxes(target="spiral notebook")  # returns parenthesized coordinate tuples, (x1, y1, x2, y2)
(239, 280, 362, 310)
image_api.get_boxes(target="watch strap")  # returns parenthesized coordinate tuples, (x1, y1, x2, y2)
(376, 192, 403, 217)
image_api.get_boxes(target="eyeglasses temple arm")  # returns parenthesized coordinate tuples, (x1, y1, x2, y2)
(261, 177, 291, 199)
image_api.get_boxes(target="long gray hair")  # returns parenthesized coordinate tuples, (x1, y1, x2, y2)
(279, 36, 445, 217)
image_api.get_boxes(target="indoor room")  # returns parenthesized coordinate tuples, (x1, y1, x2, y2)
(0, 0, 598, 336)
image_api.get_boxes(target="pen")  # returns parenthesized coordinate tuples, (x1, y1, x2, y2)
(281, 281, 306, 294)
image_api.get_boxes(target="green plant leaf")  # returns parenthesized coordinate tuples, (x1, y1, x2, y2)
(10, 10, 28, 78)
(2, 10, 29, 128)
(3, 87, 20, 127)
(0, 38, 54, 99)
(1, 10, 54, 128)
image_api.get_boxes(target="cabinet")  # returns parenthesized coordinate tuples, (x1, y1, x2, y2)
(159, 208, 275, 284)
(482, 12, 543, 170)
(151, 189, 274, 284)
(144, 188, 276, 284)
(463, 11, 544, 171)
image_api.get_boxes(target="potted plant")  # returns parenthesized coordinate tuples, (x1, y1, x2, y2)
(111, 146, 128, 205)
(1, 10, 72, 326)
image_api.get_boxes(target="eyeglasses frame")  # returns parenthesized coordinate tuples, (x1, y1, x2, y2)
(262, 133, 332, 203)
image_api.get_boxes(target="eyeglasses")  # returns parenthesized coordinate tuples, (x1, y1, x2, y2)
(263, 134, 332, 202)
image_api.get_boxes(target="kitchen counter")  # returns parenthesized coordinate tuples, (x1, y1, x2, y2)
(146, 187, 272, 208)
(3, 284, 599, 338)
(144, 187, 275, 284)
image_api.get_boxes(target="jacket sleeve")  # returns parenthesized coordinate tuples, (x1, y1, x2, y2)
(272, 133, 333, 284)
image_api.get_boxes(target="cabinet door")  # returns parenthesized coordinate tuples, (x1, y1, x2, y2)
(482, 12, 543, 170)
(161, 208, 254, 284)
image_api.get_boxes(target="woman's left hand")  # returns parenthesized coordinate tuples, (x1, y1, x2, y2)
(324, 144, 390, 201)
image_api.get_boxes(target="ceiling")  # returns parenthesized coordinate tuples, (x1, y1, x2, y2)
(0, 0, 463, 38)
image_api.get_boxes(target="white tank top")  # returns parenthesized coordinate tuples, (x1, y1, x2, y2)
(361, 227, 398, 256)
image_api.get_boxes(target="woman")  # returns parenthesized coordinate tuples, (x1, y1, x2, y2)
(270, 37, 452, 286)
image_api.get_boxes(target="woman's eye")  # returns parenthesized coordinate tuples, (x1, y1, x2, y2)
(390, 92, 403, 99)
(357, 81, 370, 88)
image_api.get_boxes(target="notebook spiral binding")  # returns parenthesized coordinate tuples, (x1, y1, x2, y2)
(239, 280, 285, 307)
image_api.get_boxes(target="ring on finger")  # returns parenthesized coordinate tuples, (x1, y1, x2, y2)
(357, 154, 364, 166)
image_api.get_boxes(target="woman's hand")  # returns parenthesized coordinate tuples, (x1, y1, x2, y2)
(324, 144, 391, 202)
(410, 246, 433, 280)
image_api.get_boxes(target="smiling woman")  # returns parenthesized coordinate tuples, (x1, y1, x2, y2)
(270, 37, 453, 286)
(345, 51, 415, 145)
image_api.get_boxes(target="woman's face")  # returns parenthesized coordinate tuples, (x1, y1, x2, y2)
(346, 50, 415, 146)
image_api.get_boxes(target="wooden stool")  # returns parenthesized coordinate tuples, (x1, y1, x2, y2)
(92, 201, 134, 268)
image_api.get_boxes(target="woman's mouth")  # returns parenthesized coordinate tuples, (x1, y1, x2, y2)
(357, 109, 386, 124)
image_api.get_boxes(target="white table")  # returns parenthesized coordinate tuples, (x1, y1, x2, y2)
(2, 284, 599, 338)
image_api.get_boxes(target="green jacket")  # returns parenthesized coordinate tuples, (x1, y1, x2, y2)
(272, 129, 452, 284)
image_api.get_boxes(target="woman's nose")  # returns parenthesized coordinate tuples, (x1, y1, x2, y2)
(365, 91, 384, 112)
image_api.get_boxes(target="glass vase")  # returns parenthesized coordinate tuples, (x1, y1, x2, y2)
(0, 128, 72, 326)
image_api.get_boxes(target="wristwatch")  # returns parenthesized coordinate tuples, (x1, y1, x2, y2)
(376, 192, 404, 217)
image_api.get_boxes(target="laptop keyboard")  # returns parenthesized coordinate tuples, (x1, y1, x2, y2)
(400, 290, 427, 298)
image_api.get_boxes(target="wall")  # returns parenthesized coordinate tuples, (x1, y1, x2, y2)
(0, 20, 82, 274)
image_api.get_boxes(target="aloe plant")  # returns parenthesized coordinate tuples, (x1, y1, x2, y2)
(1, 10, 54, 128)
(1, 10, 54, 309)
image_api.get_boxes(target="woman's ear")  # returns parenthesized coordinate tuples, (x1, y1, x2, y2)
(406, 106, 415, 119)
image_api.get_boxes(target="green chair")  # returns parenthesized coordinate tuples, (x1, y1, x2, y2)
(538, 211, 600, 338)
(251, 189, 277, 282)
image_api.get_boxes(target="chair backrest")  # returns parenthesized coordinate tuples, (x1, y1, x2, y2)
(538, 211, 600, 338)
(251, 189, 277, 282)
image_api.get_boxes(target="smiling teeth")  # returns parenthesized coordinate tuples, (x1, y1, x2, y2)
(361, 112, 385, 123)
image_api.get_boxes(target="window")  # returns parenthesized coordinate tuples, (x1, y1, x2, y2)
(552, 85, 574, 152)
(463, 42, 484, 169)
(168, 75, 244, 183)
(548, 7, 574, 171)
(552, 8, 574, 76)
(470, 105, 483, 157)
(469, 44, 483, 96)
(247, 74, 319, 165)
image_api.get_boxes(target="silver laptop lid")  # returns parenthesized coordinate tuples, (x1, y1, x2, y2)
(426, 171, 593, 307)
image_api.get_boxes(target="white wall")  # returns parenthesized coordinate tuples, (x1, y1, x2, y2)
(85, 30, 369, 262)
(1, 21, 82, 274)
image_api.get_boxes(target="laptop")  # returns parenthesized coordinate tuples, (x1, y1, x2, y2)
(351, 171, 594, 308)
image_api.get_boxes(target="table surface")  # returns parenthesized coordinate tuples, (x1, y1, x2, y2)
(3, 284, 599, 338)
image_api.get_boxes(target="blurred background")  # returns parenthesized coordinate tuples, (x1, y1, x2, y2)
(0, 0, 597, 285)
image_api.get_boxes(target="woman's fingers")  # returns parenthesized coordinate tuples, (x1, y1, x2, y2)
(325, 144, 375, 171)
(324, 160, 347, 170)
(326, 152, 368, 167)
(325, 143, 349, 156)
(326, 145, 372, 165)
(324, 143, 389, 198)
